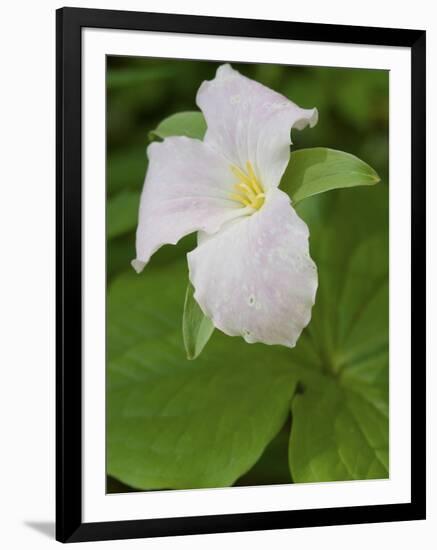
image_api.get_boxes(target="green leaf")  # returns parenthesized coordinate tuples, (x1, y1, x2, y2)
(107, 185, 389, 489)
(107, 262, 299, 489)
(107, 190, 140, 240)
(288, 184, 389, 482)
(282, 148, 380, 204)
(182, 282, 214, 360)
(290, 379, 388, 481)
(149, 111, 206, 142)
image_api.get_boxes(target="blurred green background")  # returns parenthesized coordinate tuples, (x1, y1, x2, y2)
(106, 57, 389, 493)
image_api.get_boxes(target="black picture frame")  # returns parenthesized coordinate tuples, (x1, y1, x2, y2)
(56, 6, 426, 543)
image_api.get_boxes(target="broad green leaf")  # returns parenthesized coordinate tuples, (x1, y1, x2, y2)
(107, 261, 188, 360)
(182, 282, 214, 360)
(149, 111, 206, 142)
(107, 262, 299, 489)
(107, 190, 140, 240)
(288, 184, 389, 482)
(107, 185, 389, 489)
(282, 148, 380, 204)
(290, 379, 388, 481)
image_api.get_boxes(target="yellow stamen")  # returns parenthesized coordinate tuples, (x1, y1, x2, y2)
(235, 182, 257, 201)
(230, 193, 251, 206)
(229, 161, 265, 210)
(246, 161, 263, 195)
(230, 165, 250, 182)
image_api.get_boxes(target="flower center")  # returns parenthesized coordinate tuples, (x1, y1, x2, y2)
(229, 161, 265, 210)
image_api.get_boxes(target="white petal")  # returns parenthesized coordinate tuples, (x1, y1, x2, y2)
(133, 136, 250, 269)
(197, 64, 318, 190)
(188, 189, 318, 347)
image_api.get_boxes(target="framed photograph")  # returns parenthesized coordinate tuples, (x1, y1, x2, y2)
(56, 7, 426, 543)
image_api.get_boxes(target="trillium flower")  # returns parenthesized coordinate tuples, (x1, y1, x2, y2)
(132, 64, 319, 348)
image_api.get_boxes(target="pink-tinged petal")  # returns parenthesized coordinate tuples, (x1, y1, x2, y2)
(188, 189, 318, 347)
(197, 64, 318, 190)
(133, 136, 250, 270)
